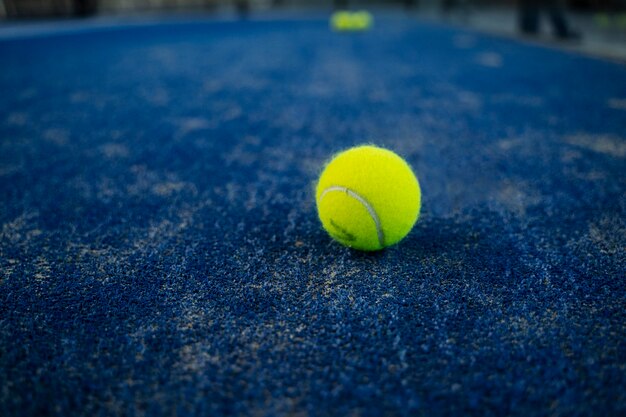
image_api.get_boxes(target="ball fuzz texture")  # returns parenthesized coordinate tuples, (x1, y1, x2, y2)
(316, 145, 421, 251)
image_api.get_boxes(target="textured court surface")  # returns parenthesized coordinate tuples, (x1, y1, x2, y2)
(1, 15, 625, 417)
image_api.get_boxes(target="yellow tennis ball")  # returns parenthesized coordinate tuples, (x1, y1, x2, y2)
(351, 10, 373, 30)
(316, 145, 421, 251)
(330, 11, 353, 31)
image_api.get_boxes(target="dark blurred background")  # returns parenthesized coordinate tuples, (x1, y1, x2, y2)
(2, 1, 626, 19)
(1, 1, 625, 61)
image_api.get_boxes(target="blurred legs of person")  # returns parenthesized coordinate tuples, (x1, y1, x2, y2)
(546, 0, 572, 37)
(519, 0, 541, 34)
(519, 0, 580, 39)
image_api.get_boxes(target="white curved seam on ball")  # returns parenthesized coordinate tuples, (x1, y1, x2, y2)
(319, 186, 385, 248)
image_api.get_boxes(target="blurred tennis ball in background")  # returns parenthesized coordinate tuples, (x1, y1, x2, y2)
(351, 10, 373, 30)
(330, 10, 353, 31)
(330, 10, 373, 31)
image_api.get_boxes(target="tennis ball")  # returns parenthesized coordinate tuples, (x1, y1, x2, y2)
(330, 11, 353, 31)
(351, 10, 373, 30)
(330, 10, 373, 31)
(316, 145, 421, 251)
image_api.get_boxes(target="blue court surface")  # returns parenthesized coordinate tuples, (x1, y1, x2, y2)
(0, 14, 625, 417)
